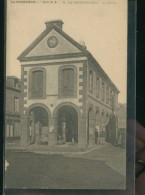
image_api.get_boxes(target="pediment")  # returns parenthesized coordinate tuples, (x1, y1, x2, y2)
(18, 26, 85, 61)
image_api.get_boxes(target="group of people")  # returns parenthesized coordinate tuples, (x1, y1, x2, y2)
(57, 121, 76, 145)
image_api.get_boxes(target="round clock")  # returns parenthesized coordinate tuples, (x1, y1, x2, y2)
(47, 36, 58, 48)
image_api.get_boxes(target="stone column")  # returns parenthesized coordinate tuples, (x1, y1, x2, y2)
(20, 115, 30, 147)
(48, 117, 56, 147)
(88, 118, 96, 146)
(78, 116, 87, 147)
(88, 109, 96, 146)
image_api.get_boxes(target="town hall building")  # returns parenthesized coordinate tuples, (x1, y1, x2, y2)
(18, 20, 119, 148)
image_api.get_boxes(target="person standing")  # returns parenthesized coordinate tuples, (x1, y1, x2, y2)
(95, 126, 100, 144)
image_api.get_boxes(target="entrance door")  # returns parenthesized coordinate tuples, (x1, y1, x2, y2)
(57, 106, 78, 143)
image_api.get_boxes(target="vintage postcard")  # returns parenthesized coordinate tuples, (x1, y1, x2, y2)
(5, 0, 128, 191)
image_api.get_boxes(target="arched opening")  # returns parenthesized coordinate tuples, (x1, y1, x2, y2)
(87, 106, 95, 145)
(100, 111, 106, 142)
(28, 106, 49, 145)
(95, 109, 100, 145)
(57, 106, 78, 145)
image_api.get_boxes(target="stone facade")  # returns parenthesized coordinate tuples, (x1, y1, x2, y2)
(18, 20, 119, 148)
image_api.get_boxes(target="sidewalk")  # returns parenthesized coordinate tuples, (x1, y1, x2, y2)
(5, 142, 109, 155)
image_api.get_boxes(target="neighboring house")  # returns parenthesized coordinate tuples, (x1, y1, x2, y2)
(18, 20, 119, 147)
(5, 76, 21, 145)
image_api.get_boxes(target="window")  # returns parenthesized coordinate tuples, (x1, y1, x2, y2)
(14, 121, 20, 137)
(113, 94, 116, 108)
(31, 70, 43, 98)
(89, 70, 93, 93)
(96, 77, 100, 98)
(6, 120, 20, 138)
(14, 97, 19, 112)
(110, 90, 112, 106)
(106, 87, 109, 104)
(6, 124, 9, 137)
(6, 120, 14, 137)
(102, 82, 105, 101)
(62, 68, 74, 97)
(9, 125, 14, 137)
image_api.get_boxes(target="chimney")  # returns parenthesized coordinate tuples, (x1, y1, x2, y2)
(7, 76, 19, 89)
(79, 40, 87, 49)
(45, 20, 63, 30)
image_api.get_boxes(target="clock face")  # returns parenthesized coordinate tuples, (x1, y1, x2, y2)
(47, 36, 58, 48)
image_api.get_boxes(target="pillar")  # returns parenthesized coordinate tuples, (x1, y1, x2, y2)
(20, 115, 30, 147)
(48, 117, 56, 147)
(88, 109, 95, 146)
(88, 117, 95, 146)
(78, 116, 87, 147)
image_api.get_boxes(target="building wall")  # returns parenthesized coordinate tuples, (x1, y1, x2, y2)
(85, 61, 119, 144)
(20, 57, 119, 147)
(22, 61, 85, 116)
(20, 59, 89, 147)
(6, 89, 21, 113)
(87, 62, 118, 112)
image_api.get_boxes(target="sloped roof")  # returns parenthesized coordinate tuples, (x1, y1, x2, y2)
(87, 52, 120, 93)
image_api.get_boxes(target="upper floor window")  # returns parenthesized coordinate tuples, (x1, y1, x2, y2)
(14, 97, 19, 112)
(110, 90, 113, 106)
(62, 68, 74, 97)
(96, 77, 100, 98)
(102, 82, 105, 101)
(113, 93, 116, 108)
(29, 69, 46, 99)
(58, 65, 77, 98)
(106, 87, 109, 104)
(89, 70, 93, 93)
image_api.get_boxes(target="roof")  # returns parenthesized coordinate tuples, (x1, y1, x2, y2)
(87, 52, 120, 93)
(7, 76, 19, 80)
(6, 76, 21, 92)
(18, 23, 119, 93)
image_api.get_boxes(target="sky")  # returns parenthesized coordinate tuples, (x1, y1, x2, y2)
(6, 0, 127, 103)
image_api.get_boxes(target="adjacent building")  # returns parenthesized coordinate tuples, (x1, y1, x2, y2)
(18, 20, 119, 148)
(5, 76, 21, 145)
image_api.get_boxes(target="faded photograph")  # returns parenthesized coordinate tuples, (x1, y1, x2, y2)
(5, 0, 127, 190)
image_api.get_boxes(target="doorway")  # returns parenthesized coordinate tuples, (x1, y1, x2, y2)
(57, 106, 78, 144)
(29, 106, 49, 145)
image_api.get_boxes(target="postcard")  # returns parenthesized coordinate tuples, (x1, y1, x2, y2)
(5, 0, 128, 191)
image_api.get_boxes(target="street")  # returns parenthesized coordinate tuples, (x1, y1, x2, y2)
(5, 144, 126, 189)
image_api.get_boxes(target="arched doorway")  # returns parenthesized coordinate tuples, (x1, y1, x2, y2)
(28, 106, 49, 145)
(57, 106, 78, 144)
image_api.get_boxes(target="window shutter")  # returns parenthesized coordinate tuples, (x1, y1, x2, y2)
(32, 71, 43, 98)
